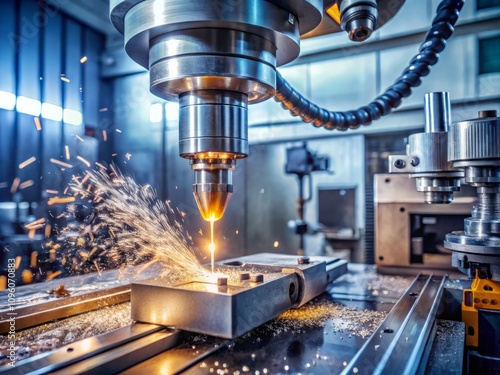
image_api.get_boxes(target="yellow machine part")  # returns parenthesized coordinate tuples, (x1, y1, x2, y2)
(462, 272, 500, 347)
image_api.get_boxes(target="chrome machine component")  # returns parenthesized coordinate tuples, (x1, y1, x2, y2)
(109, 0, 323, 220)
(338, 0, 378, 42)
(444, 110, 500, 280)
(131, 253, 347, 338)
(389, 92, 464, 204)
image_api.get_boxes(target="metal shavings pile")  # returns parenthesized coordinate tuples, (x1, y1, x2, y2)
(248, 295, 387, 339)
(0, 303, 132, 366)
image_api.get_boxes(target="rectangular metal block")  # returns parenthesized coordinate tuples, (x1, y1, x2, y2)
(131, 273, 298, 339)
(131, 253, 347, 339)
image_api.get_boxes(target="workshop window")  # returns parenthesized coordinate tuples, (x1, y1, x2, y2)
(477, 0, 500, 10)
(478, 36, 500, 75)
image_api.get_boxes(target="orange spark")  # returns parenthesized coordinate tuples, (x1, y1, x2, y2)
(10, 177, 21, 194)
(77, 156, 91, 168)
(47, 196, 76, 206)
(19, 156, 36, 169)
(50, 158, 73, 168)
(34, 117, 42, 131)
(19, 180, 34, 189)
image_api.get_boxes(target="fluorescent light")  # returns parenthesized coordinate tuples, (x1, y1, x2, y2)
(16, 96, 41, 116)
(42, 103, 63, 121)
(63, 109, 82, 125)
(165, 101, 179, 121)
(150, 103, 163, 123)
(0, 91, 16, 110)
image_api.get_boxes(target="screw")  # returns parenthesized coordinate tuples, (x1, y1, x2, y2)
(394, 159, 406, 169)
(410, 157, 420, 167)
(250, 274, 264, 283)
(298, 256, 310, 265)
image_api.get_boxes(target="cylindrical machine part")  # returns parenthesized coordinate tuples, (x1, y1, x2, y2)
(192, 159, 235, 221)
(109, 0, 324, 221)
(404, 92, 462, 204)
(339, 0, 378, 42)
(179, 91, 248, 158)
(424, 92, 451, 133)
(445, 111, 500, 280)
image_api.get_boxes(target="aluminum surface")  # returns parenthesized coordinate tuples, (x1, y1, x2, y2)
(48, 329, 180, 375)
(0, 266, 160, 334)
(0, 324, 163, 375)
(131, 253, 347, 338)
(448, 112, 500, 163)
(388, 92, 463, 204)
(341, 274, 446, 375)
(424, 92, 451, 133)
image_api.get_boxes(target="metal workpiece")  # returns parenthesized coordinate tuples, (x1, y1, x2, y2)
(131, 273, 300, 339)
(339, 0, 378, 42)
(342, 274, 447, 375)
(130, 253, 347, 338)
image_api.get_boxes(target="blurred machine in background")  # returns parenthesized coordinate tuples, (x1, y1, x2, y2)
(285, 143, 331, 254)
(375, 173, 475, 272)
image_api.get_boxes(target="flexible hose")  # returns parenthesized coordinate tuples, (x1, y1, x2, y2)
(274, 0, 465, 131)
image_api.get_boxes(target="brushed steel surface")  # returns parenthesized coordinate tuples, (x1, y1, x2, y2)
(132, 273, 300, 339)
(424, 92, 451, 133)
(449, 115, 500, 163)
(131, 253, 346, 338)
(48, 330, 180, 375)
(0, 324, 164, 375)
(341, 274, 447, 375)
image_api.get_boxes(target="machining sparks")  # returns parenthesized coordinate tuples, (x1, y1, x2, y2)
(209, 219, 216, 273)
(70, 169, 210, 282)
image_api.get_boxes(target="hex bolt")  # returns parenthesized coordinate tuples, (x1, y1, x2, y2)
(250, 274, 264, 283)
(298, 256, 310, 265)
(217, 277, 227, 286)
(239, 272, 250, 281)
(410, 157, 420, 167)
(394, 159, 406, 169)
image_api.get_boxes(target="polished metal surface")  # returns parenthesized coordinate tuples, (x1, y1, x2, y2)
(339, 0, 378, 42)
(342, 274, 446, 375)
(389, 92, 463, 204)
(191, 159, 235, 221)
(0, 324, 165, 375)
(448, 111, 500, 164)
(131, 253, 347, 338)
(109, 0, 326, 220)
(49, 329, 180, 375)
(179, 91, 248, 157)
(0, 266, 160, 334)
(444, 111, 500, 280)
(425, 92, 451, 133)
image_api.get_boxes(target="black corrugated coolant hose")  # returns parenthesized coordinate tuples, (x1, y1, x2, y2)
(274, 0, 465, 131)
